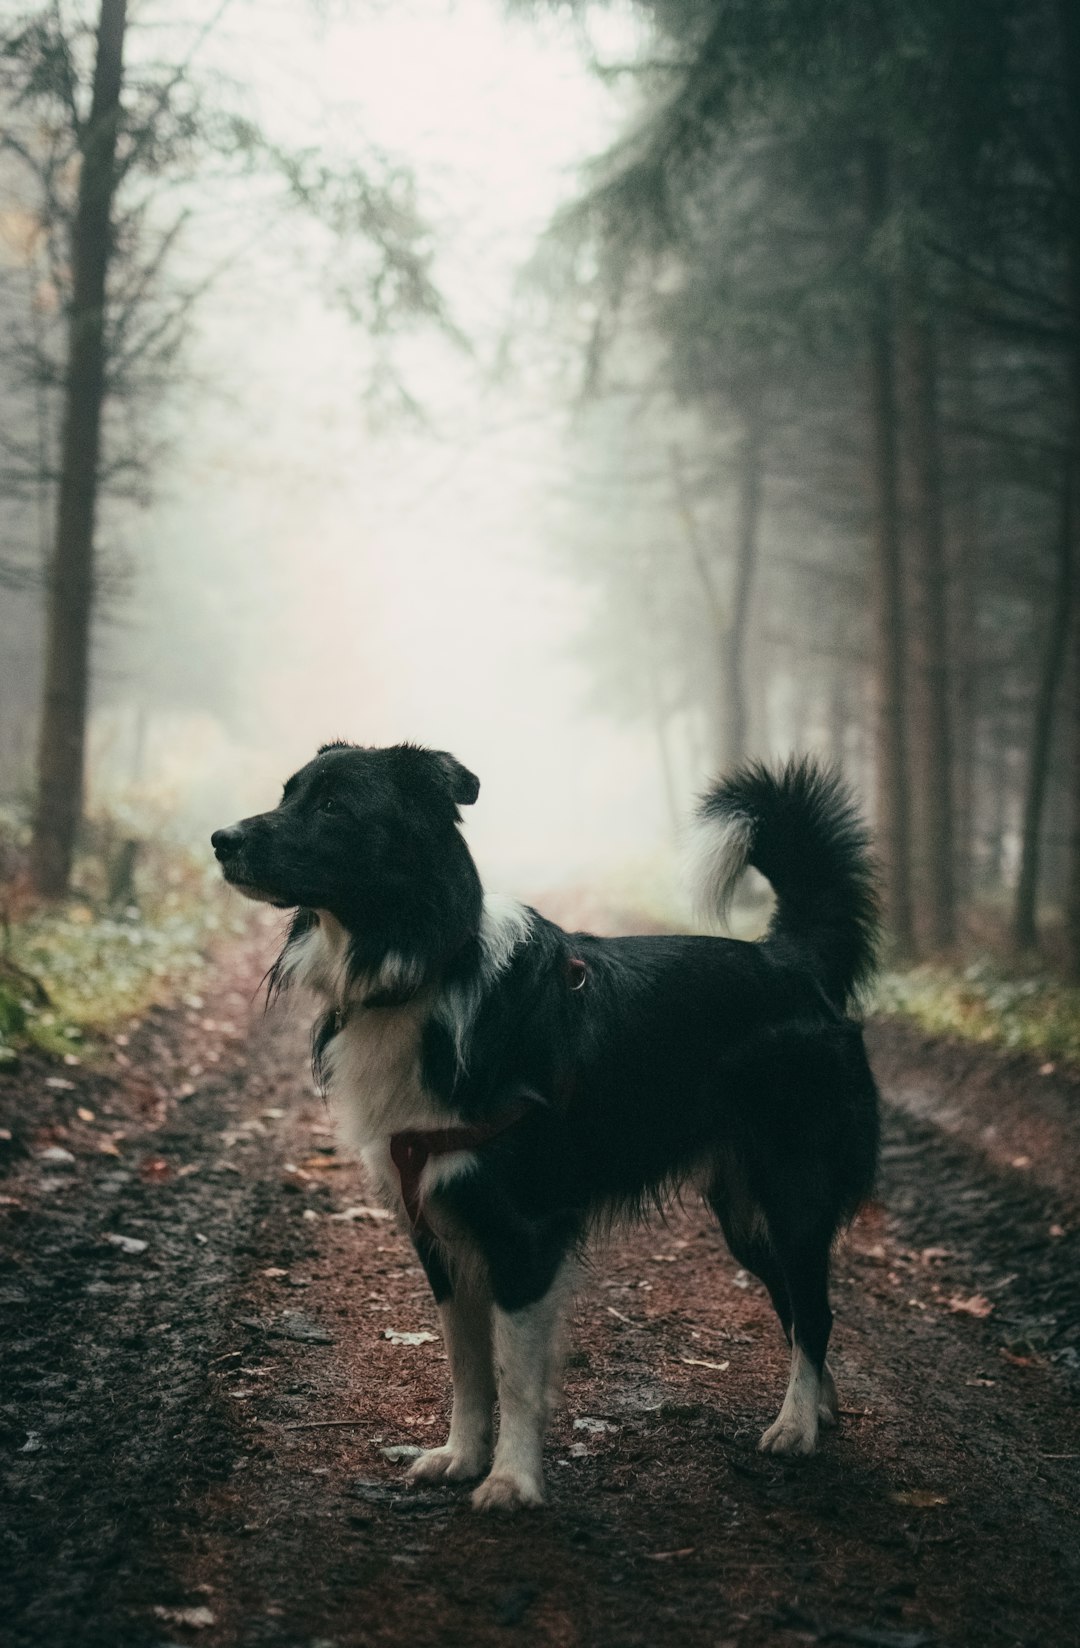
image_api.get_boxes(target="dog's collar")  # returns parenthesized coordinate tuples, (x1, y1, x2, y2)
(331, 951, 587, 1032)
(390, 1102, 533, 1230)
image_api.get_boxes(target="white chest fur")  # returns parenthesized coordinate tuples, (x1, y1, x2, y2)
(278, 899, 533, 1212)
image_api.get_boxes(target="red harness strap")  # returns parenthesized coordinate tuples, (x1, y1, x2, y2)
(388, 953, 587, 1231)
(389, 1107, 531, 1231)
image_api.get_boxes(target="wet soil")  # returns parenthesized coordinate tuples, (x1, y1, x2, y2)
(1, 930, 1078, 1648)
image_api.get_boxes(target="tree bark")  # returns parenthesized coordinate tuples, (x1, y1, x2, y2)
(725, 392, 763, 766)
(862, 143, 915, 954)
(669, 443, 728, 769)
(1059, 0, 1080, 981)
(1012, 478, 1073, 952)
(950, 328, 980, 907)
(30, 0, 128, 898)
(900, 296, 957, 951)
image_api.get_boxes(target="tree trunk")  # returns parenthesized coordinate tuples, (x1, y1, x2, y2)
(900, 296, 957, 951)
(724, 393, 763, 765)
(29, 0, 128, 898)
(862, 143, 915, 954)
(1059, 0, 1080, 981)
(950, 328, 980, 908)
(669, 443, 729, 769)
(1012, 478, 1073, 952)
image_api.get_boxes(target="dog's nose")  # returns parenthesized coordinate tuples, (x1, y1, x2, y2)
(211, 824, 244, 861)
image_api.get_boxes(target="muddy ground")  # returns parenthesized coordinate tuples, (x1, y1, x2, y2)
(1, 924, 1078, 1648)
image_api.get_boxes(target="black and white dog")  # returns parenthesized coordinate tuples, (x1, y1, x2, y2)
(212, 742, 880, 1511)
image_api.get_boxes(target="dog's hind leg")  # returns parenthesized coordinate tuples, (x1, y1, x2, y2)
(408, 1237, 495, 1485)
(712, 1212, 838, 1430)
(471, 1264, 572, 1513)
(757, 1222, 834, 1458)
(707, 1169, 839, 1436)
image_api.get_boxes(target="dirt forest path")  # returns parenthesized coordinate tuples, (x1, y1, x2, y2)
(2, 926, 1079, 1648)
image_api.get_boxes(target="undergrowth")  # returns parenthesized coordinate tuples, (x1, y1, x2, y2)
(0, 839, 245, 1065)
(874, 959, 1080, 1068)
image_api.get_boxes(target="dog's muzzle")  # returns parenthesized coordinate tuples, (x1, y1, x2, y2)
(211, 824, 245, 863)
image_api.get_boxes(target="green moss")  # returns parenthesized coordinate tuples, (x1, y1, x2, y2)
(874, 959, 1080, 1068)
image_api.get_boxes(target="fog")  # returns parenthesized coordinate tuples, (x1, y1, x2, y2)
(97, 0, 665, 889)
(4, 0, 1078, 962)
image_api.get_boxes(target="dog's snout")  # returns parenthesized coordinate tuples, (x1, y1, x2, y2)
(211, 824, 244, 861)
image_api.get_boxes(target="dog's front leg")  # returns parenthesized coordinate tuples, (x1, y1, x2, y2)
(471, 1276, 567, 1512)
(408, 1274, 496, 1484)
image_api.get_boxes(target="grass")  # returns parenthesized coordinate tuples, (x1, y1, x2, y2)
(873, 958, 1080, 1068)
(0, 848, 246, 1066)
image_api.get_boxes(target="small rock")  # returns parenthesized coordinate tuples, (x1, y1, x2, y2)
(19, 1430, 43, 1453)
(379, 1444, 425, 1463)
(104, 1233, 148, 1256)
(44, 1077, 75, 1091)
(38, 1146, 76, 1168)
(574, 1416, 617, 1434)
(383, 1330, 437, 1346)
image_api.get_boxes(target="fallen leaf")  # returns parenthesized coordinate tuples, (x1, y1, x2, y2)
(44, 1077, 75, 1092)
(680, 1356, 730, 1372)
(152, 1605, 215, 1629)
(139, 1155, 171, 1182)
(104, 1233, 148, 1255)
(999, 1347, 1037, 1367)
(383, 1329, 437, 1346)
(262, 1267, 288, 1278)
(96, 1137, 121, 1157)
(891, 1488, 949, 1508)
(574, 1416, 617, 1433)
(37, 1146, 75, 1168)
(380, 1443, 425, 1462)
(328, 1205, 394, 1223)
(646, 1547, 695, 1561)
(948, 1293, 994, 1318)
(298, 1155, 345, 1170)
(1049, 1224, 1065, 1239)
(76, 1107, 95, 1123)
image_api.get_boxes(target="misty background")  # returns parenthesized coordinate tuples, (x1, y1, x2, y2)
(2, 0, 1079, 969)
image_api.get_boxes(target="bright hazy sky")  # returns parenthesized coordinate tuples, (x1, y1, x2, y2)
(122, 0, 681, 891)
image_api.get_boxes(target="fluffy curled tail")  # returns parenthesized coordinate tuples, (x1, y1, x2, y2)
(688, 757, 880, 1010)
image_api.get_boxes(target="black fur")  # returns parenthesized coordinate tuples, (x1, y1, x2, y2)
(213, 742, 882, 1476)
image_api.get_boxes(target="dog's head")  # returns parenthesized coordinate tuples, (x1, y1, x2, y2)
(211, 742, 483, 963)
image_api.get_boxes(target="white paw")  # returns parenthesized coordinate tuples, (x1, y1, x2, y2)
(406, 1443, 488, 1485)
(470, 1470, 546, 1512)
(759, 1413, 819, 1457)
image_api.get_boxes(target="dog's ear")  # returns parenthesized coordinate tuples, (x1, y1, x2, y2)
(432, 751, 480, 806)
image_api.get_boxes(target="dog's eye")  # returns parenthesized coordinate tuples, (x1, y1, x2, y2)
(321, 797, 336, 815)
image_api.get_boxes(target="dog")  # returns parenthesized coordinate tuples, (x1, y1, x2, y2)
(212, 741, 880, 1511)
